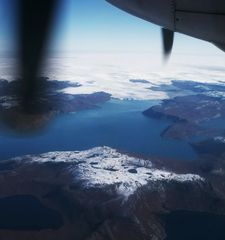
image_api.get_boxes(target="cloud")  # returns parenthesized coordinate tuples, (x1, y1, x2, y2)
(1, 52, 225, 100)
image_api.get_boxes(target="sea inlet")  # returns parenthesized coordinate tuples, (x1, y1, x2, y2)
(0, 99, 197, 161)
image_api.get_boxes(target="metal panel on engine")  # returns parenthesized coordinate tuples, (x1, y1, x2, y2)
(175, 11, 225, 44)
(175, 0, 225, 14)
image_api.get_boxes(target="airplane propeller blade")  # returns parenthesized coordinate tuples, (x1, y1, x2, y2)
(19, 0, 59, 113)
(0, 0, 60, 132)
(161, 28, 174, 61)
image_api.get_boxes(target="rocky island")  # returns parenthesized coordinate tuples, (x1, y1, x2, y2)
(0, 78, 111, 131)
(143, 94, 225, 140)
(144, 81, 225, 142)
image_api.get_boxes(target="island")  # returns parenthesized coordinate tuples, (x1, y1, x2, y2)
(0, 78, 111, 131)
(143, 80, 225, 142)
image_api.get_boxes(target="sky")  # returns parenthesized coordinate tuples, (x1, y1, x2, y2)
(51, 0, 223, 55)
(0, 0, 17, 54)
(0, 0, 223, 56)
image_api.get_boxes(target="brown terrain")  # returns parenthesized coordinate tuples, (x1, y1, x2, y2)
(0, 146, 224, 240)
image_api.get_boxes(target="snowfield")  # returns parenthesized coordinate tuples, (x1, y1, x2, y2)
(16, 146, 204, 197)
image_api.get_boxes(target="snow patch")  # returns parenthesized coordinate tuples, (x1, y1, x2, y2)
(19, 147, 204, 197)
(214, 136, 225, 143)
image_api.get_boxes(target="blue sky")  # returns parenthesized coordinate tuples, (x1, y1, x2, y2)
(51, 0, 222, 55)
(0, 0, 17, 53)
(0, 0, 223, 55)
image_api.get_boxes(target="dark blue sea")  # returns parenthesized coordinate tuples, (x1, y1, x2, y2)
(0, 99, 197, 160)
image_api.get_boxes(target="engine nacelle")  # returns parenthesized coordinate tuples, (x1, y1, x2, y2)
(107, 0, 225, 50)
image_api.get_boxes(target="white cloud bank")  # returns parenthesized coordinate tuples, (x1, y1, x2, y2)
(1, 52, 225, 100)
(42, 52, 225, 100)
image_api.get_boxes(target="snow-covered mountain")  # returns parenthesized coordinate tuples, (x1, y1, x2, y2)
(16, 146, 204, 198)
